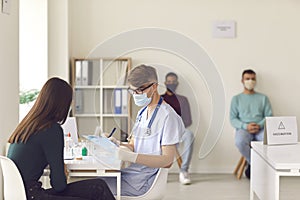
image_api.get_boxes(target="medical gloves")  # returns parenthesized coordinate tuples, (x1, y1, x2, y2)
(106, 134, 138, 163)
(117, 146, 138, 163)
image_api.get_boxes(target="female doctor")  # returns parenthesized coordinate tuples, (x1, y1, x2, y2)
(103, 64, 185, 196)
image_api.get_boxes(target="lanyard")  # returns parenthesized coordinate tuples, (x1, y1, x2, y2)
(138, 96, 163, 135)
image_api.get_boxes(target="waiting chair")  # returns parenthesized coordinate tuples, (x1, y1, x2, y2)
(5, 143, 10, 156)
(233, 156, 247, 179)
(0, 155, 27, 200)
(121, 168, 169, 200)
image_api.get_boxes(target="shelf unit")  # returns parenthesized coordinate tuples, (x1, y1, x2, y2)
(70, 57, 132, 141)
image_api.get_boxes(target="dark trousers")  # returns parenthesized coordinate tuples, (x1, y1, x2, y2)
(25, 179, 115, 200)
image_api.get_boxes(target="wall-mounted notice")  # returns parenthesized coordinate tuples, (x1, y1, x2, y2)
(212, 20, 236, 38)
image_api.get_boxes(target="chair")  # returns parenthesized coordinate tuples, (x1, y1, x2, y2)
(5, 143, 10, 156)
(233, 156, 247, 179)
(0, 156, 27, 200)
(121, 168, 169, 200)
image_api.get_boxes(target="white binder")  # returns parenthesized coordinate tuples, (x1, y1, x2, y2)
(121, 89, 128, 114)
(81, 61, 93, 85)
(75, 61, 82, 85)
(114, 89, 122, 114)
(75, 89, 83, 114)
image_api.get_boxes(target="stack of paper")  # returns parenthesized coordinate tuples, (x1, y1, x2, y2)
(82, 135, 121, 169)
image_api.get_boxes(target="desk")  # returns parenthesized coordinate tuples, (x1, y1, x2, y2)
(250, 142, 300, 200)
(65, 156, 121, 200)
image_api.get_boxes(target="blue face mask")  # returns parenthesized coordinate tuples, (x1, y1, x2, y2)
(133, 93, 152, 107)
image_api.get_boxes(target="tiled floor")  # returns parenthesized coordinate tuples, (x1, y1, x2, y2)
(164, 173, 250, 200)
(164, 173, 300, 200)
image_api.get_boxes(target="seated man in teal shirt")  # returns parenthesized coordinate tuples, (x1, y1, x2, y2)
(230, 69, 272, 179)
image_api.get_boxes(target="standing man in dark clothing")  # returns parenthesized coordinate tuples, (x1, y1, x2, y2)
(162, 72, 194, 185)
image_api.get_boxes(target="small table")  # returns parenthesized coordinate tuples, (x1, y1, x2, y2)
(250, 141, 300, 200)
(65, 156, 121, 200)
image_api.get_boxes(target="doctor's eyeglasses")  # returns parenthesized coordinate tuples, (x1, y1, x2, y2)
(127, 82, 156, 95)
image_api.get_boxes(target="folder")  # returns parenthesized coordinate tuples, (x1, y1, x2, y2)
(114, 89, 122, 114)
(75, 61, 82, 85)
(81, 61, 93, 85)
(75, 89, 83, 114)
(121, 89, 128, 114)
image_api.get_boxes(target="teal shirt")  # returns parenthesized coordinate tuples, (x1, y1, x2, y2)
(230, 92, 273, 130)
(7, 123, 67, 192)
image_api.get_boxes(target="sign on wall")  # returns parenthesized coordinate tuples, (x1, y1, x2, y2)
(2, 0, 11, 15)
(263, 116, 298, 145)
(212, 20, 236, 38)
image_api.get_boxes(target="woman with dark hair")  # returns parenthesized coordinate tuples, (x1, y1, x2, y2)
(7, 77, 115, 200)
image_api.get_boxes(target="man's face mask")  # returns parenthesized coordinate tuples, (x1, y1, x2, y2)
(165, 83, 178, 93)
(244, 80, 256, 90)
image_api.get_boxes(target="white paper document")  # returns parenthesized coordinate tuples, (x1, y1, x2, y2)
(61, 117, 79, 144)
(83, 135, 121, 169)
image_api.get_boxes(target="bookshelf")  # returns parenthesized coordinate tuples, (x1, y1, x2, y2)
(70, 57, 132, 141)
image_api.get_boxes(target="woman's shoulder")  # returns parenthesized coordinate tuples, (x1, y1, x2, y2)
(29, 123, 63, 146)
(39, 123, 63, 137)
(46, 122, 62, 132)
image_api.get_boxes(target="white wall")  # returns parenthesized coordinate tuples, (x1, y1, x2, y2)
(48, 0, 69, 80)
(0, 0, 19, 197)
(64, 0, 300, 173)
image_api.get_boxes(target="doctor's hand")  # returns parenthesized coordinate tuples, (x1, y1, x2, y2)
(101, 133, 121, 146)
(108, 136, 121, 146)
(117, 146, 138, 163)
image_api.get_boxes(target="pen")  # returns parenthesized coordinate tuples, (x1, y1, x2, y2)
(108, 127, 117, 138)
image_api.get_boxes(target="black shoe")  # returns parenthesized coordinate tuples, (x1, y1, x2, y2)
(245, 164, 250, 179)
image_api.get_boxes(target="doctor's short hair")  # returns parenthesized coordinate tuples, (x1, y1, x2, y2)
(127, 64, 158, 87)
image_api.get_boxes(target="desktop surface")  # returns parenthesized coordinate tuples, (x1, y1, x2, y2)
(251, 141, 300, 170)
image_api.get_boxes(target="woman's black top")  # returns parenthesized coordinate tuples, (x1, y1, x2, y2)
(7, 123, 67, 192)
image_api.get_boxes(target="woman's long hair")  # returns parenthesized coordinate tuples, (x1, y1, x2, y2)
(8, 77, 73, 143)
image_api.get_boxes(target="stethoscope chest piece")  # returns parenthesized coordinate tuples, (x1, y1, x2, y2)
(145, 128, 151, 136)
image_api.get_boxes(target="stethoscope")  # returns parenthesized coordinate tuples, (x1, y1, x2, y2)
(127, 96, 163, 141)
